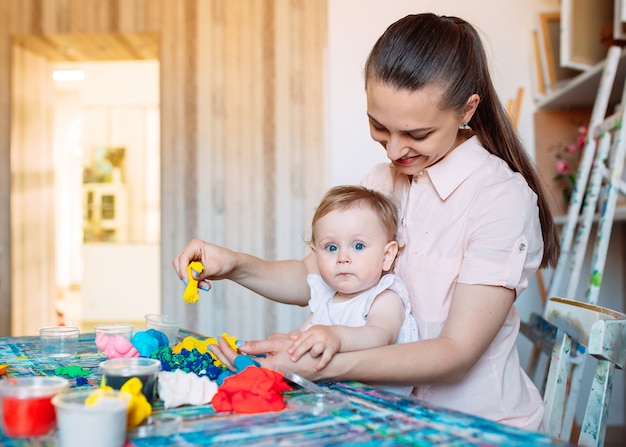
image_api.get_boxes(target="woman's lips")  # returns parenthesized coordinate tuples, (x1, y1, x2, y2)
(394, 156, 418, 166)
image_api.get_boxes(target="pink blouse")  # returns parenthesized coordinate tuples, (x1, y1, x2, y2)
(362, 136, 544, 431)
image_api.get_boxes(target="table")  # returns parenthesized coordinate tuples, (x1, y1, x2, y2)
(0, 332, 569, 446)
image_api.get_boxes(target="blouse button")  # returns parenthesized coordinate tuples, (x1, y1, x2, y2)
(519, 243, 526, 252)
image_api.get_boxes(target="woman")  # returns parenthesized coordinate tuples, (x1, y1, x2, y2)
(172, 13, 560, 431)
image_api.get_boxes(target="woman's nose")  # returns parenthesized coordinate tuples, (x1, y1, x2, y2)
(384, 134, 409, 160)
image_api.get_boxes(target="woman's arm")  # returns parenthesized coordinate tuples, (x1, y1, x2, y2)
(241, 283, 514, 385)
(172, 238, 315, 306)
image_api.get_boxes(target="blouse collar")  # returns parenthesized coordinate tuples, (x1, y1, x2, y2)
(424, 136, 488, 200)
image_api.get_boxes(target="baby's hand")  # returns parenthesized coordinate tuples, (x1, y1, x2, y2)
(287, 325, 340, 371)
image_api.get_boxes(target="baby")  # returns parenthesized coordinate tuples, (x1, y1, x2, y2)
(287, 185, 418, 395)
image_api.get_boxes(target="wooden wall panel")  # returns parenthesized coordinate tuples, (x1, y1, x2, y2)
(10, 46, 57, 335)
(0, 1, 12, 336)
(0, 0, 326, 339)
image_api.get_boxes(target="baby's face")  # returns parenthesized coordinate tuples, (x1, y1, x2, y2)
(311, 206, 396, 299)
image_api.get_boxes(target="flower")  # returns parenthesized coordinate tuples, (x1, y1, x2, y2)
(551, 123, 588, 203)
(555, 159, 571, 174)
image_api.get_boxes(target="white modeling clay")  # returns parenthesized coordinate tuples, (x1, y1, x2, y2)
(157, 370, 218, 409)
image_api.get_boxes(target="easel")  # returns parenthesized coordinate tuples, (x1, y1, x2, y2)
(507, 87, 524, 130)
(523, 46, 626, 441)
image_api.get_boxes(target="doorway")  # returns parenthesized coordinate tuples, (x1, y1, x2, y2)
(10, 34, 161, 335)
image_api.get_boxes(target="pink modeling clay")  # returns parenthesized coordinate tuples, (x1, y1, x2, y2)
(96, 332, 139, 359)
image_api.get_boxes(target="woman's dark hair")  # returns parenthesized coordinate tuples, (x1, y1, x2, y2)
(364, 13, 560, 268)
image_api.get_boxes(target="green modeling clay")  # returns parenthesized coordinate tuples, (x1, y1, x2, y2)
(55, 365, 91, 377)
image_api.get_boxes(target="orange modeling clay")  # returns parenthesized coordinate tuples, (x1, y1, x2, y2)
(0, 364, 8, 375)
(183, 261, 204, 303)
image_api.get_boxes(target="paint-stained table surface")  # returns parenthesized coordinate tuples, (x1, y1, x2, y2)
(0, 332, 569, 446)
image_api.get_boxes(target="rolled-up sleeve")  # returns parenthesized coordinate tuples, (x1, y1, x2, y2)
(458, 172, 543, 297)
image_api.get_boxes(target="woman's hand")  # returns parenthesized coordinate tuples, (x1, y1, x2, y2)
(172, 238, 239, 292)
(236, 333, 322, 379)
(209, 336, 242, 371)
(172, 238, 313, 306)
(208, 334, 298, 373)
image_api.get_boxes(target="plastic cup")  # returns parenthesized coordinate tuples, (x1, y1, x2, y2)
(53, 388, 130, 447)
(99, 358, 161, 404)
(39, 326, 80, 358)
(0, 376, 69, 437)
(94, 324, 134, 354)
(144, 314, 180, 346)
(94, 324, 134, 341)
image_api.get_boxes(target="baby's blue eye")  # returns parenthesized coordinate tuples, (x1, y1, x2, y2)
(354, 242, 365, 250)
(326, 244, 338, 252)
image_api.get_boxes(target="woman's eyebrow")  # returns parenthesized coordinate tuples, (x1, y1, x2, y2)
(367, 114, 433, 133)
(367, 114, 383, 126)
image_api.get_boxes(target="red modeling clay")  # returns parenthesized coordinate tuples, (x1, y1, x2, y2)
(2, 395, 57, 437)
(212, 366, 291, 414)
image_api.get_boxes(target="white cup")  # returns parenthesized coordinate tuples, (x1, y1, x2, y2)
(53, 389, 130, 447)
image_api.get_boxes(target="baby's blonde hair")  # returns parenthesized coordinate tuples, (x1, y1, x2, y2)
(310, 185, 399, 245)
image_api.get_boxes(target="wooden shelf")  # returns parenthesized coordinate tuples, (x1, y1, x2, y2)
(537, 48, 626, 110)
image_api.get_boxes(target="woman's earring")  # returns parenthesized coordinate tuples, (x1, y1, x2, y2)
(459, 122, 471, 130)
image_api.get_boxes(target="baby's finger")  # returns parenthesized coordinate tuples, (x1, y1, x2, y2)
(287, 332, 310, 353)
(286, 341, 298, 355)
(290, 339, 315, 361)
(314, 353, 331, 371)
(309, 341, 325, 358)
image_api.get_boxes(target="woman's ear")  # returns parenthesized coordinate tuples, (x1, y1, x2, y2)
(382, 241, 398, 271)
(462, 93, 480, 124)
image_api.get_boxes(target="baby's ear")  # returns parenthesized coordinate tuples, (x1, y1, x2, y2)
(382, 241, 398, 271)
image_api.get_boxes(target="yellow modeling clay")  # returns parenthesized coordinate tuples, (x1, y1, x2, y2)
(119, 377, 152, 428)
(172, 333, 239, 368)
(85, 388, 111, 406)
(183, 261, 204, 303)
(97, 378, 151, 428)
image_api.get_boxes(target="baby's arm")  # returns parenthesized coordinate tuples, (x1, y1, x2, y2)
(288, 289, 405, 371)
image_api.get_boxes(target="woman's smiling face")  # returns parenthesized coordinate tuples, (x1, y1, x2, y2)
(366, 80, 476, 177)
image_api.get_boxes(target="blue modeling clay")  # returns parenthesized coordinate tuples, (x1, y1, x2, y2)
(216, 369, 234, 386)
(234, 355, 260, 370)
(151, 346, 227, 380)
(146, 328, 169, 347)
(132, 331, 160, 357)
(216, 355, 260, 386)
